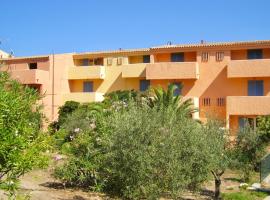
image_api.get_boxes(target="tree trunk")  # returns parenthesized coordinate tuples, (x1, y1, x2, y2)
(214, 177, 221, 200)
(212, 170, 224, 200)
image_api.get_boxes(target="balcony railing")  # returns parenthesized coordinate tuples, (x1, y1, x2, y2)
(122, 63, 147, 78)
(146, 62, 199, 80)
(226, 96, 270, 116)
(62, 92, 104, 103)
(228, 59, 270, 78)
(9, 69, 49, 84)
(68, 66, 105, 79)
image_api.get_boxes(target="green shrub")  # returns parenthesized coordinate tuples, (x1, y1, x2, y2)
(0, 72, 49, 194)
(104, 104, 210, 199)
(232, 127, 266, 182)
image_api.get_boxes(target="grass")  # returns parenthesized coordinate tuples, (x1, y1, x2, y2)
(222, 190, 268, 200)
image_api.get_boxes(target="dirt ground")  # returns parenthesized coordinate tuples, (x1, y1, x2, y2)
(0, 167, 107, 200)
(0, 167, 258, 200)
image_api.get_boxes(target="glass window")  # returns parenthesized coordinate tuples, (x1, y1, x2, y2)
(247, 49, 263, 59)
(143, 55, 150, 63)
(248, 80, 264, 96)
(172, 82, 182, 96)
(82, 59, 89, 66)
(29, 63, 37, 69)
(83, 81, 93, 92)
(171, 53, 184, 62)
(140, 80, 150, 92)
(239, 117, 256, 130)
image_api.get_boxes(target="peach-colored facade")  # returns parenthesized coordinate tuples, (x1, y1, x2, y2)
(1, 40, 270, 134)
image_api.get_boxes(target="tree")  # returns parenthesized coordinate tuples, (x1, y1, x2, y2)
(256, 115, 270, 142)
(147, 84, 196, 118)
(232, 126, 266, 182)
(105, 103, 210, 199)
(0, 72, 48, 194)
(202, 120, 230, 200)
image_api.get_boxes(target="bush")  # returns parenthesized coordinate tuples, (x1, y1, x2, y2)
(232, 127, 266, 181)
(103, 104, 210, 199)
(0, 72, 49, 194)
(54, 101, 213, 199)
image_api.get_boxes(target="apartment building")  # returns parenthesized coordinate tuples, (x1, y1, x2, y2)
(1, 40, 270, 136)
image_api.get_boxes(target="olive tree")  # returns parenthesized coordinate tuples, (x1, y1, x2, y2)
(0, 72, 48, 194)
(105, 103, 211, 199)
(202, 120, 230, 200)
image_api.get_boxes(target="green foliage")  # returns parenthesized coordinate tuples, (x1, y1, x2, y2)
(147, 84, 196, 118)
(103, 104, 210, 199)
(103, 89, 139, 105)
(0, 72, 49, 194)
(57, 101, 80, 125)
(53, 100, 214, 199)
(257, 115, 270, 141)
(54, 130, 107, 190)
(232, 127, 266, 182)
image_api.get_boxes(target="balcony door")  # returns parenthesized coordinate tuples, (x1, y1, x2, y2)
(248, 80, 264, 96)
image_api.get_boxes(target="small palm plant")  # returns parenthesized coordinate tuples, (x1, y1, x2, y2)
(147, 83, 197, 118)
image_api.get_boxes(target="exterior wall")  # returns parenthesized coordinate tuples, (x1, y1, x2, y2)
(2, 41, 270, 136)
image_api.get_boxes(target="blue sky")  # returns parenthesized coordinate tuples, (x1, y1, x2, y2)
(1, 0, 270, 56)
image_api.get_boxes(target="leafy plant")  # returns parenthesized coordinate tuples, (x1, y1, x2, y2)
(104, 103, 210, 199)
(0, 72, 49, 195)
(147, 84, 196, 118)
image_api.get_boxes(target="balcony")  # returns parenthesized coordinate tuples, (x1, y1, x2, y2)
(62, 92, 104, 103)
(9, 69, 49, 84)
(122, 63, 147, 78)
(68, 66, 105, 80)
(226, 96, 270, 116)
(146, 62, 199, 80)
(228, 59, 270, 78)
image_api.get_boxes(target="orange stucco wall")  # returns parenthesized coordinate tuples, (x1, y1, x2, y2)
(2, 42, 270, 134)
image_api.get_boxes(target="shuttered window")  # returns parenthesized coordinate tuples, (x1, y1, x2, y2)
(216, 52, 224, 61)
(201, 52, 209, 62)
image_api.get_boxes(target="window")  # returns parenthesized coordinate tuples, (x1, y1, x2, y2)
(171, 52, 184, 62)
(117, 57, 122, 65)
(29, 63, 37, 70)
(216, 52, 224, 62)
(82, 59, 89, 66)
(201, 52, 209, 62)
(239, 117, 256, 130)
(248, 80, 264, 96)
(140, 80, 150, 92)
(94, 58, 103, 65)
(143, 55, 150, 63)
(217, 97, 225, 106)
(172, 82, 182, 96)
(107, 58, 113, 66)
(202, 98, 211, 106)
(247, 49, 263, 59)
(83, 81, 93, 92)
